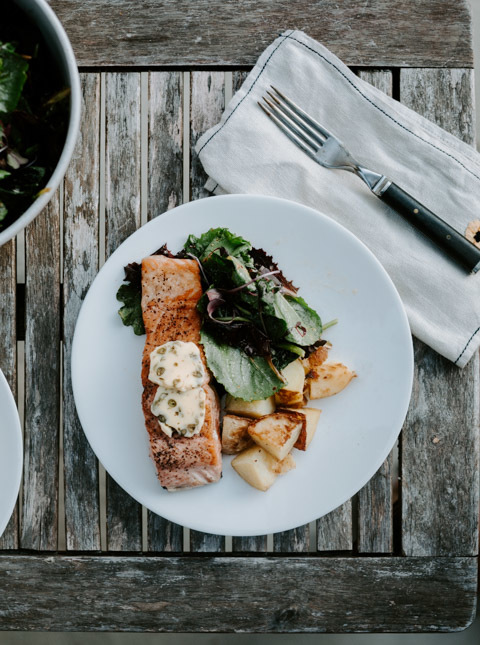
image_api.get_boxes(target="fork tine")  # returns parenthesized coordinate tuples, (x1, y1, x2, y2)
(258, 101, 317, 160)
(262, 97, 321, 152)
(270, 86, 334, 141)
(266, 90, 326, 148)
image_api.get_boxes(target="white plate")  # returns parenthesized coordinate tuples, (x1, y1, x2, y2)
(0, 369, 22, 538)
(72, 194, 413, 536)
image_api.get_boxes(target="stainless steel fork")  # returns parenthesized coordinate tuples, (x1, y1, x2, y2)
(259, 86, 480, 274)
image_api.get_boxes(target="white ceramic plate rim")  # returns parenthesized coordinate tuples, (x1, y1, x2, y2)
(0, 369, 23, 539)
(72, 194, 413, 536)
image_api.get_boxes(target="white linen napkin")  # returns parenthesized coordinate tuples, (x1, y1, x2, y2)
(196, 30, 480, 367)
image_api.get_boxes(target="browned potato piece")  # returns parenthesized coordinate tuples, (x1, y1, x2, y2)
(301, 345, 329, 373)
(274, 359, 305, 408)
(231, 446, 295, 491)
(307, 363, 356, 399)
(248, 411, 303, 461)
(279, 407, 322, 450)
(222, 415, 253, 454)
(225, 395, 275, 419)
(273, 452, 296, 475)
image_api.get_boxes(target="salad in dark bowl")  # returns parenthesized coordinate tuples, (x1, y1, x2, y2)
(0, 0, 80, 245)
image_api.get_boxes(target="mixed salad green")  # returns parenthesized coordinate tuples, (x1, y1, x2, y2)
(117, 228, 335, 401)
(0, 26, 69, 229)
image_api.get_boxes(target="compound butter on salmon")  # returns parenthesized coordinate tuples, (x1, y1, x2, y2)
(141, 255, 222, 490)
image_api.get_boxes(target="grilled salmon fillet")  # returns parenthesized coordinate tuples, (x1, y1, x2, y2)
(141, 255, 222, 490)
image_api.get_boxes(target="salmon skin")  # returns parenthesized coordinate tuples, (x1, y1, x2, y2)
(141, 255, 222, 490)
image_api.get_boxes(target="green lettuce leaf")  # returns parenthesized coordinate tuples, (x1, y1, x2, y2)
(184, 227, 252, 265)
(0, 43, 29, 114)
(200, 328, 284, 401)
(284, 295, 323, 345)
(261, 289, 323, 347)
(116, 283, 145, 335)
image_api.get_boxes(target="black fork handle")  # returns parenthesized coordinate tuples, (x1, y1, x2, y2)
(379, 182, 480, 273)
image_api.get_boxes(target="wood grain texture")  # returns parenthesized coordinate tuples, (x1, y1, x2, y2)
(273, 526, 310, 553)
(232, 534, 267, 553)
(317, 501, 352, 551)
(147, 72, 183, 220)
(400, 69, 479, 557)
(188, 71, 225, 553)
(190, 71, 225, 201)
(0, 555, 476, 632)
(356, 70, 394, 554)
(48, 0, 473, 68)
(104, 72, 142, 550)
(0, 239, 17, 550)
(22, 194, 61, 550)
(189, 530, 224, 553)
(63, 73, 101, 551)
(145, 71, 185, 551)
(233, 71, 249, 93)
(147, 515, 183, 553)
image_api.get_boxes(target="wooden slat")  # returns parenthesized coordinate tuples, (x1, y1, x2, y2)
(105, 72, 142, 550)
(190, 71, 225, 202)
(146, 71, 184, 552)
(147, 515, 183, 553)
(189, 529, 224, 554)
(0, 555, 476, 632)
(63, 73, 101, 551)
(273, 526, 310, 553)
(232, 70, 249, 93)
(188, 71, 225, 553)
(0, 239, 17, 550)
(356, 69, 394, 554)
(400, 68, 479, 557)
(21, 194, 61, 550)
(317, 502, 352, 551)
(49, 1, 473, 68)
(232, 534, 267, 553)
(147, 72, 184, 220)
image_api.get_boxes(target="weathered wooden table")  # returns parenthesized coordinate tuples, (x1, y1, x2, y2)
(0, 0, 478, 633)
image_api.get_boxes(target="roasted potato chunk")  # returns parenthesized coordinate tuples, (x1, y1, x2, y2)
(307, 362, 356, 399)
(221, 415, 253, 454)
(248, 411, 303, 461)
(279, 407, 322, 450)
(231, 445, 295, 491)
(225, 395, 275, 419)
(273, 452, 296, 475)
(274, 359, 305, 407)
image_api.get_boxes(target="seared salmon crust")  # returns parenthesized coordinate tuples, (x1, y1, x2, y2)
(141, 255, 222, 490)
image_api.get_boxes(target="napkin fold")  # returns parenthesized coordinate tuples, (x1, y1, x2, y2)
(196, 30, 480, 367)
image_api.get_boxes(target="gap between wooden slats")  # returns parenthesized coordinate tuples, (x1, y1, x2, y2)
(63, 73, 102, 550)
(355, 69, 395, 554)
(104, 72, 143, 550)
(399, 68, 480, 557)
(21, 192, 61, 550)
(0, 239, 17, 549)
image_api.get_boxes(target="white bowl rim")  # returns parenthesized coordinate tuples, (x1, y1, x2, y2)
(0, 0, 81, 246)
